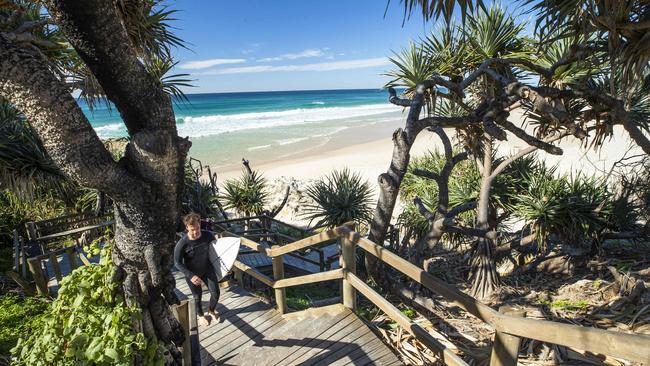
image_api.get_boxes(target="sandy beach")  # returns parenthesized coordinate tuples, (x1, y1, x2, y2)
(212, 111, 643, 226)
(217, 115, 642, 185)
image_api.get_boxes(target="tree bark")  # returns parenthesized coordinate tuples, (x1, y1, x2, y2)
(468, 137, 500, 299)
(367, 88, 425, 282)
(1, 1, 191, 363)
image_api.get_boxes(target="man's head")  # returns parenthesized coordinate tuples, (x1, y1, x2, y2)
(183, 212, 201, 240)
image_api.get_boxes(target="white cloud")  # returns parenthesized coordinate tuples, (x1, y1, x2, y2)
(201, 58, 391, 75)
(257, 48, 326, 62)
(179, 58, 246, 70)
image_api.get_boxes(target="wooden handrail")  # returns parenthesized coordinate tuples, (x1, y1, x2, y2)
(221, 230, 270, 255)
(347, 273, 469, 366)
(338, 228, 499, 325)
(233, 260, 274, 287)
(212, 215, 265, 225)
(224, 223, 650, 364)
(263, 215, 312, 235)
(36, 220, 115, 241)
(273, 269, 344, 289)
(267, 227, 340, 257)
(337, 227, 650, 364)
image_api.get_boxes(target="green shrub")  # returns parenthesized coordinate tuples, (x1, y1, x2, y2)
(302, 168, 373, 228)
(11, 238, 164, 365)
(0, 295, 49, 359)
(220, 170, 269, 216)
(510, 173, 611, 249)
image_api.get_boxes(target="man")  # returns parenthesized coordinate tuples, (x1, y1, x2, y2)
(174, 212, 220, 326)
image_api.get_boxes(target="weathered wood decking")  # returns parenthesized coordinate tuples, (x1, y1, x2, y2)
(173, 272, 402, 365)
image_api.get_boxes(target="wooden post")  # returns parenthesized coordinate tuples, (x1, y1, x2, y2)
(25, 221, 37, 241)
(271, 246, 286, 314)
(19, 234, 28, 278)
(340, 233, 357, 311)
(172, 300, 192, 366)
(490, 306, 526, 366)
(234, 267, 243, 286)
(66, 247, 78, 270)
(12, 230, 20, 273)
(27, 257, 48, 296)
(49, 253, 63, 283)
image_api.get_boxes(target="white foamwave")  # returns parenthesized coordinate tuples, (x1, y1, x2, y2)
(312, 126, 349, 138)
(247, 144, 272, 151)
(94, 123, 126, 138)
(93, 103, 399, 139)
(311, 101, 325, 105)
(276, 137, 309, 145)
(175, 104, 395, 138)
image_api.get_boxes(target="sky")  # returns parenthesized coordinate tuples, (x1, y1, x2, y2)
(170, 0, 526, 93)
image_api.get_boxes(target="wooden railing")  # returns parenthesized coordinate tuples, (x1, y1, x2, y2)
(228, 223, 650, 366)
(212, 215, 334, 272)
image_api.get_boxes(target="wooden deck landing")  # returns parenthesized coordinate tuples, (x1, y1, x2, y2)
(174, 273, 402, 365)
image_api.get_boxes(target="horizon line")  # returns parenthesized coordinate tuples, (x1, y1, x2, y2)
(177, 86, 399, 96)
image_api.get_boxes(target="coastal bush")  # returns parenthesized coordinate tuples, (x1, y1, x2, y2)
(220, 170, 269, 216)
(302, 168, 373, 228)
(398, 151, 540, 245)
(11, 236, 164, 366)
(509, 173, 612, 250)
(0, 295, 49, 360)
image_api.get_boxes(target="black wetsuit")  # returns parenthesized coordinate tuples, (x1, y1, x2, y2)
(174, 230, 220, 316)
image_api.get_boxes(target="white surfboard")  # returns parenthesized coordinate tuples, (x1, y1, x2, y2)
(208, 237, 240, 281)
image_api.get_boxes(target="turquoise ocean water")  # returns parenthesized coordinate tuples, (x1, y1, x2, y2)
(82, 89, 403, 168)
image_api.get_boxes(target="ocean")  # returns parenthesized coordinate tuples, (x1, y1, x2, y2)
(82, 89, 404, 169)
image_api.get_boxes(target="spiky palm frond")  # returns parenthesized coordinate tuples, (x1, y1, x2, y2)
(0, 103, 67, 200)
(525, 0, 650, 86)
(397, 201, 433, 243)
(400, 150, 445, 204)
(509, 172, 612, 250)
(2, 1, 192, 110)
(531, 33, 602, 88)
(302, 168, 373, 228)
(145, 56, 194, 104)
(464, 4, 526, 61)
(385, 42, 434, 96)
(396, 0, 484, 24)
(421, 23, 469, 79)
(220, 170, 269, 216)
(116, 0, 187, 61)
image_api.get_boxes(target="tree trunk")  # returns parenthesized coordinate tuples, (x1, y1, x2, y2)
(469, 139, 499, 299)
(0, 1, 191, 362)
(367, 88, 424, 283)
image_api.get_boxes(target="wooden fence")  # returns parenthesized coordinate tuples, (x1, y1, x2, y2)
(212, 214, 336, 272)
(228, 223, 650, 366)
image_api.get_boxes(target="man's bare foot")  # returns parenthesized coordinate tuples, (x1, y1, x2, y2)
(198, 315, 211, 327)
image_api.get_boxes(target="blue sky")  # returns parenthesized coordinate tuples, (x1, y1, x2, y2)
(170, 0, 525, 93)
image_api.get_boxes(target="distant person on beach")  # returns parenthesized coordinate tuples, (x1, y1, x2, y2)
(174, 212, 220, 326)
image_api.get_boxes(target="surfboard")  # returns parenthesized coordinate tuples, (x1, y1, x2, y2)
(208, 237, 240, 281)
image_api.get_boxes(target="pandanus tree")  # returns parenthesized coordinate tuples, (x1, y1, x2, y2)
(370, 1, 650, 300)
(1, 0, 192, 363)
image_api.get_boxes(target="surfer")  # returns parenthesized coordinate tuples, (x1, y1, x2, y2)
(174, 212, 221, 326)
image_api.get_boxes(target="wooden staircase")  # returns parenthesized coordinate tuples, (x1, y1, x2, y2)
(174, 283, 401, 365)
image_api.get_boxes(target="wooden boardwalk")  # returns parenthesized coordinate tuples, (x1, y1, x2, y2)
(173, 272, 402, 365)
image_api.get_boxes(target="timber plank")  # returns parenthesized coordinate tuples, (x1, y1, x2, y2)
(327, 337, 385, 366)
(262, 310, 354, 366)
(278, 311, 362, 366)
(206, 311, 284, 362)
(200, 300, 274, 346)
(198, 295, 267, 344)
(231, 313, 338, 366)
(300, 318, 377, 365)
(185, 284, 401, 366)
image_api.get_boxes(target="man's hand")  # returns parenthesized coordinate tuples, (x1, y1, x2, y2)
(191, 275, 203, 286)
